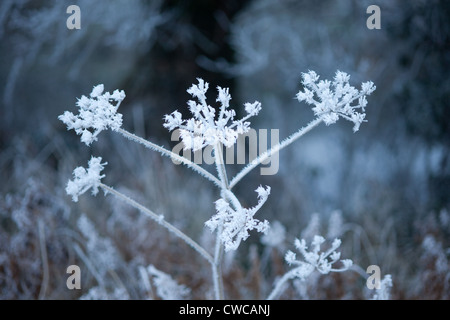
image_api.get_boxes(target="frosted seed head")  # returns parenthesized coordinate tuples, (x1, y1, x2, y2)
(59, 84, 125, 146)
(65, 156, 107, 202)
(296, 70, 375, 132)
(163, 79, 263, 151)
(284, 235, 353, 281)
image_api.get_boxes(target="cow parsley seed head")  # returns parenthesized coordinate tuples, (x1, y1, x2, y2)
(284, 235, 353, 281)
(66, 156, 107, 202)
(163, 78, 262, 151)
(296, 70, 376, 132)
(59, 84, 125, 146)
(205, 186, 270, 251)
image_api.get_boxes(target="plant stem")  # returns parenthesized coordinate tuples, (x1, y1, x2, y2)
(212, 143, 230, 300)
(213, 224, 224, 300)
(100, 183, 214, 265)
(266, 269, 296, 300)
(229, 118, 323, 189)
(117, 128, 221, 187)
(213, 143, 229, 190)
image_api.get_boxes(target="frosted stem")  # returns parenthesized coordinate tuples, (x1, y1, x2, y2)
(117, 128, 221, 187)
(100, 183, 214, 266)
(214, 143, 229, 190)
(212, 143, 230, 300)
(230, 118, 323, 189)
(266, 269, 297, 300)
(213, 224, 225, 300)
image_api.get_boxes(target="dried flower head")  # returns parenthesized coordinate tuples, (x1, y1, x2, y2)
(59, 84, 125, 145)
(163, 78, 262, 151)
(66, 156, 107, 202)
(285, 235, 353, 280)
(296, 70, 375, 132)
(205, 186, 270, 251)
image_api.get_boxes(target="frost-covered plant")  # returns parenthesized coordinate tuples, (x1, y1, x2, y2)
(59, 85, 125, 146)
(417, 234, 450, 299)
(296, 70, 376, 132)
(0, 179, 72, 299)
(147, 265, 191, 300)
(60, 71, 374, 299)
(421, 235, 449, 274)
(65, 156, 107, 202)
(77, 214, 120, 279)
(80, 286, 130, 300)
(286, 236, 353, 275)
(163, 78, 261, 151)
(205, 186, 270, 251)
(267, 235, 353, 300)
(371, 275, 393, 300)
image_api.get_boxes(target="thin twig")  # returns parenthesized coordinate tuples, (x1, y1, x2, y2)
(117, 128, 221, 187)
(213, 224, 225, 300)
(100, 183, 214, 265)
(266, 269, 296, 300)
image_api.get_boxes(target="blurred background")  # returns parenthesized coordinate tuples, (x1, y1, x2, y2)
(0, 0, 448, 299)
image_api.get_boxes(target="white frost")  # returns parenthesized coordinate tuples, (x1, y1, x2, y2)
(147, 265, 190, 300)
(66, 156, 107, 202)
(59, 84, 125, 145)
(205, 186, 271, 251)
(284, 235, 353, 280)
(163, 78, 262, 151)
(296, 70, 375, 132)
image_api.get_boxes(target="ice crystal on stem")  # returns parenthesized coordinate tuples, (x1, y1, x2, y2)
(205, 186, 270, 251)
(59, 84, 125, 145)
(66, 156, 107, 202)
(296, 70, 376, 132)
(163, 78, 261, 151)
